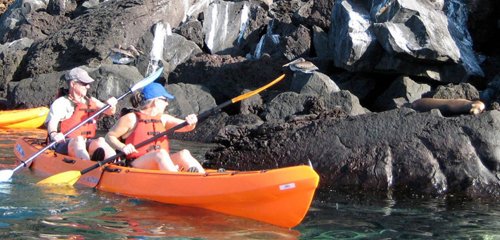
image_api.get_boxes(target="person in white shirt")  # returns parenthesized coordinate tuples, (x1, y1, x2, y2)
(46, 67, 117, 161)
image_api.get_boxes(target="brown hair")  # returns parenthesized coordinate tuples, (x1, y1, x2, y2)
(131, 92, 144, 108)
(130, 91, 155, 109)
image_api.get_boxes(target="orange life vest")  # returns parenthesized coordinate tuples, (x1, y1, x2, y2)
(124, 111, 169, 160)
(60, 97, 98, 138)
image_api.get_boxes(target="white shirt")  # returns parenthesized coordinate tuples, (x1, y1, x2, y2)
(45, 96, 100, 137)
(45, 96, 76, 124)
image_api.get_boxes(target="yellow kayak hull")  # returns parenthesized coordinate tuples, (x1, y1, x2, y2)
(0, 107, 49, 129)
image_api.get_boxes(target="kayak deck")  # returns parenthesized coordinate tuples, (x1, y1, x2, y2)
(14, 137, 320, 228)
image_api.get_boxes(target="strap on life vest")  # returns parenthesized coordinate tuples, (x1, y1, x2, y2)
(124, 111, 169, 159)
(59, 97, 98, 139)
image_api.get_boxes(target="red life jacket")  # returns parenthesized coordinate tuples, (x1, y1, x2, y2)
(125, 111, 169, 160)
(60, 97, 98, 138)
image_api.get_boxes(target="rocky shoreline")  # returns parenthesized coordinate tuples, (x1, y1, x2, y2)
(0, 0, 499, 198)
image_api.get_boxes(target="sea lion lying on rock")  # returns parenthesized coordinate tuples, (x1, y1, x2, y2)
(411, 98, 485, 115)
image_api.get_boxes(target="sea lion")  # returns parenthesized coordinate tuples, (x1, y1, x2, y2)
(411, 98, 485, 115)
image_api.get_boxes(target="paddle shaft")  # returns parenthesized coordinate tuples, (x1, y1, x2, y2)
(79, 74, 286, 175)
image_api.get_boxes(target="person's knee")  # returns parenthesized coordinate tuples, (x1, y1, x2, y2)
(178, 149, 192, 158)
(68, 136, 90, 160)
(70, 136, 86, 149)
(94, 137, 107, 145)
(157, 149, 168, 157)
(154, 150, 170, 161)
(74, 136, 86, 144)
(155, 150, 178, 171)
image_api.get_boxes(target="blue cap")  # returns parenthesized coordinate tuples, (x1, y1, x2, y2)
(142, 83, 175, 100)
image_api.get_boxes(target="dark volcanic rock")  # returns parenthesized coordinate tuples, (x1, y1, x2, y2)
(7, 71, 62, 108)
(171, 112, 230, 143)
(169, 54, 290, 104)
(0, 38, 33, 97)
(292, 0, 333, 30)
(206, 108, 500, 198)
(176, 20, 205, 49)
(166, 82, 217, 118)
(18, 0, 188, 78)
(430, 83, 480, 100)
(8, 64, 144, 128)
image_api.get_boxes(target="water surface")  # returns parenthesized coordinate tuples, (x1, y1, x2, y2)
(1, 129, 499, 239)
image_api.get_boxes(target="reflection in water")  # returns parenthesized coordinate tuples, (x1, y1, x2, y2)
(39, 185, 79, 200)
(34, 191, 300, 239)
(0, 129, 46, 168)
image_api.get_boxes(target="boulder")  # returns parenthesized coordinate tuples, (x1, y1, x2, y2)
(374, 76, 431, 111)
(290, 71, 340, 96)
(329, 0, 381, 71)
(202, 0, 268, 55)
(371, 0, 484, 82)
(260, 90, 366, 121)
(167, 82, 217, 118)
(430, 83, 480, 100)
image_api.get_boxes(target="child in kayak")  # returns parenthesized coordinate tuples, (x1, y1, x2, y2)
(105, 82, 205, 173)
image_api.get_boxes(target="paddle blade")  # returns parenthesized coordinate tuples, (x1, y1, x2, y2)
(37, 171, 82, 186)
(0, 170, 13, 182)
(231, 74, 285, 103)
(130, 67, 164, 92)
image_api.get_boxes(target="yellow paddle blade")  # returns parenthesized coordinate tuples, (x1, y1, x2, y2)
(231, 74, 286, 103)
(37, 171, 82, 186)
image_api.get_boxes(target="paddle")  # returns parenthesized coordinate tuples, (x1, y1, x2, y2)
(37, 73, 286, 186)
(0, 67, 164, 182)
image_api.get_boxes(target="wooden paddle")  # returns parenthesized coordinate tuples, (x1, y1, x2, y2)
(0, 67, 164, 182)
(37, 74, 286, 186)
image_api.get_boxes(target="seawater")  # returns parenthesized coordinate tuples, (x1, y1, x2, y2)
(1, 129, 499, 239)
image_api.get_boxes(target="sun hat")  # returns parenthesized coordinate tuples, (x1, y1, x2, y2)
(142, 82, 175, 100)
(65, 67, 95, 83)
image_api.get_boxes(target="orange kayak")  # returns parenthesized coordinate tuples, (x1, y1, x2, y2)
(0, 107, 49, 129)
(13, 137, 320, 228)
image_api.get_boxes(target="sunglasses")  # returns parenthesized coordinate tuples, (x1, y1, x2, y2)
(156, 97, 168, 103)
(75, 81, 90, 87)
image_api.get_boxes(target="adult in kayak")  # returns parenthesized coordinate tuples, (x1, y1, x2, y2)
(105, 82, 205, 173)
(46, 67, 118, 161)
